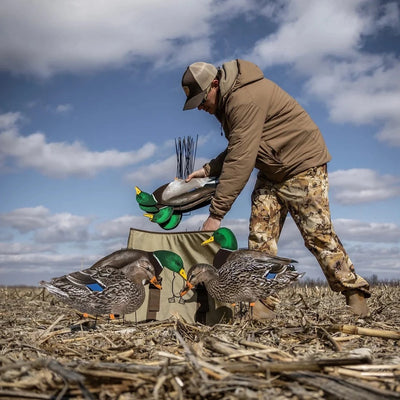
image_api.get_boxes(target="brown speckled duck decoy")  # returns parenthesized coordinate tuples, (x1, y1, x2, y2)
(41, 249, 185, 319)
(180, 228, 304, 312)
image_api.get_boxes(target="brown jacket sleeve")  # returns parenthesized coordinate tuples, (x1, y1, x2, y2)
(203, 149, 227, 177)
(208, 100, 265, 219)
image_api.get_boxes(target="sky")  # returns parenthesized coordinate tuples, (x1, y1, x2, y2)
(0, 0, 399, 286)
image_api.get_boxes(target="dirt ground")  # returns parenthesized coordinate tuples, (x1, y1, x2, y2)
(0, 284, 399, 399)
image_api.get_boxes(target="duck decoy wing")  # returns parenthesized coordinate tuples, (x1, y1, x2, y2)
(233, 249, 297, 265)
(66, 270, 106, 291)
(213, 249, 233, 269)
(40, 281, 71, 299)
(88, 249, 154, 272)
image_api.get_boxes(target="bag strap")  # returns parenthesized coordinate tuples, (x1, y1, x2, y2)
(146, 284, 161, 320)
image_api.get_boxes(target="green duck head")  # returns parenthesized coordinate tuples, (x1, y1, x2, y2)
(135, 186, 158, 206)
(153, 250, 187, 280)
(201, 227, 238, 250)
(144, 206, 174, 224)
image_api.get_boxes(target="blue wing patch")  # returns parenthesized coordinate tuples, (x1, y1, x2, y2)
(265, 272, 277, 280)
(86, 283, 104, 292)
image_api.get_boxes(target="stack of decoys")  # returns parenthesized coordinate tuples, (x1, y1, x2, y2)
(180, 227, 304, 318)
(136, 177, 218, 229)
(40, 248, 186, 322)
(135, 135, 218, 230)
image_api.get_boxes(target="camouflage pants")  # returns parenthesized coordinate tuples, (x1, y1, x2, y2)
(249, 164, 370, 296)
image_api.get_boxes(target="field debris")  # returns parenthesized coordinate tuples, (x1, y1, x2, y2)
(1, 284, 399, 399)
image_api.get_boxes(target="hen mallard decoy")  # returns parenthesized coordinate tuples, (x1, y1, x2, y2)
(40, 249, 186, 319)
(135, 177, 218, 230)
(180, 228, 304, 315)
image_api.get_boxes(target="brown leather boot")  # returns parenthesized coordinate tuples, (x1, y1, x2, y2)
(344, 289, 370, 317)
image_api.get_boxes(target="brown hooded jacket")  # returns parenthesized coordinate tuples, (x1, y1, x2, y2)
(203, 59, 331, 220)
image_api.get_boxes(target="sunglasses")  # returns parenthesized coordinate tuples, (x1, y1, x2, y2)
(200, 85, 212, 106)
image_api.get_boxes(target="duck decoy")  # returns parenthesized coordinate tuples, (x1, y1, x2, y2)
(201, 227, 299, 269)
(144, 210, 182, 230)
(144, 206, 174, 224)
(135, 177, 218, 230)
(180, 228, 304, 317)
(201, 226, 238, 268)
(152, 177, 218, 211)
(40, 249, 186, 320)
(135, 186, 158, 208)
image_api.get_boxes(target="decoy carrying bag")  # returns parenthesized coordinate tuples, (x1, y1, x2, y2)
(125, 228, 232, 325)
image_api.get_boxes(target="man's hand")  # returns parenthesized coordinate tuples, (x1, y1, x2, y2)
(185, 167, 207, 182)
(202, 215, 221, 231)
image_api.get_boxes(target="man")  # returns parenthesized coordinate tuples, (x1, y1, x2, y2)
(182, 59, 370, 317)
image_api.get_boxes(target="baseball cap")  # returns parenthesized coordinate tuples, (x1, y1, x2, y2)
(181, 62, 218, 110)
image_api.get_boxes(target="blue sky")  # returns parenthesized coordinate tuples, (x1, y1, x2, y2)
(1, 0, 399, 285)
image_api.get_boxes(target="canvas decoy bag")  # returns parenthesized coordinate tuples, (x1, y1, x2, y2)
(125, 228, 232, 325)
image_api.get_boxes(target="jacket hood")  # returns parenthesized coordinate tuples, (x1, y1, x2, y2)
(234, 59, 265, 89)
(218, 59, 265, 110)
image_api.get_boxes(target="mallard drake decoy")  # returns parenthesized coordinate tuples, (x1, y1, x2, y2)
(202, 227, 238, 250)
(135, 186, 158, 207)
(201, 226, 238, 268)
(40, 249, 186, 319)
(135, 177, 218, 230)
(151, 249, 187, 280)
(144, 206, 174, 224)
(180, 227, 304, 312)
(144, 210, 182, 230)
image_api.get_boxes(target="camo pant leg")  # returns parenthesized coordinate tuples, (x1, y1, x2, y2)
(249, 174, 287, 311)
(249, 172, 288, 256)
(249, 165, 370, 296)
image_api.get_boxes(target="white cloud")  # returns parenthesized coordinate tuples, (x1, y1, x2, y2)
(0, 0, 216, 77)
(249, 0, 370, 70)
(0, 251, 92, 286)
(344, 243, 400, 278)
(125, 155, 177, 186)
(0, 206, 93, 243)
(0, 206, 51, 233)
(0, 111, 22, 129)
(2, 1, 399, 150)
(95, 215, 148, 240)
(0, 241, 53, 255)
(375, 120, 400, 147)
(0, 112, 157, 177)
(329, 168, 400, 204)
(374, 1, 400, 30)
(334, 218, 400, 243)
(34, 214, 92, 243)
(55, 104, 73, 114)
(306, 56, 400, 147)
(245, 0, 400, 147)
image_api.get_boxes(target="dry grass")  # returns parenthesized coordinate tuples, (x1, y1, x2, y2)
(1, 285, 399, 399)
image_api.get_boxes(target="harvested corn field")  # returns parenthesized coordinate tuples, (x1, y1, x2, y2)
(1, 285, 399, 399)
